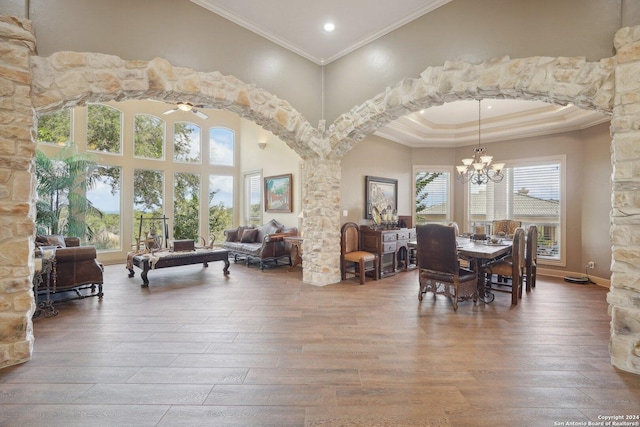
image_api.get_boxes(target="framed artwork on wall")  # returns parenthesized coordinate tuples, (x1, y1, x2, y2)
(365, 175, 398, 219)
(264, 173, 293, 213)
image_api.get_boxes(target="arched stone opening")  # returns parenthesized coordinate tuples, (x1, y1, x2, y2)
(2, 14, 639, 375)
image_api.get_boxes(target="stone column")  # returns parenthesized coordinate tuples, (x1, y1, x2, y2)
(301, 157, 342, 286)
(0, 16, 38, 368)
(609, 25, 640, 375)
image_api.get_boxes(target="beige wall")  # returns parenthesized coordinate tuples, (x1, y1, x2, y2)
(239, 120, 303, 228)
(341, 122, 613, 281)
(340, 135, 412, 225)
(581, 122, 613, 280)
(325, 0, 639, 122)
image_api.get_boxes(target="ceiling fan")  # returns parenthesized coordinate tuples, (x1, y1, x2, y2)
(163, 102, 208, 119)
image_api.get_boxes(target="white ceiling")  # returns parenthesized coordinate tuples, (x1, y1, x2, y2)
(189, 0, 610, 147)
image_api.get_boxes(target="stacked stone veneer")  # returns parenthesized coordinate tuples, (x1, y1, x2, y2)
(609, 26, 640, 374)
(1, 13, 639, 374)
(0, 16, 37, 368)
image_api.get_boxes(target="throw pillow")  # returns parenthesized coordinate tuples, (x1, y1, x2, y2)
(240, 228, 258, 243)
(236, 226, 250, 242)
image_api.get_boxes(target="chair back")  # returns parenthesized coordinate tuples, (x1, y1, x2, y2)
(526, 225, 537, 265)
(341, 222, 360, 255)
(447, 222, 460, 236)
(416, 224, 459, 275)
(492, 220, 522, 236)
(512, 227, 525, 276)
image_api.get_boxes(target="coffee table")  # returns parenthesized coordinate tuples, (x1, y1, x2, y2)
(127, 248, 230, 287)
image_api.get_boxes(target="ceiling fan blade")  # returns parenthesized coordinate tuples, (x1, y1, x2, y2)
(163, 108, 178, 115)
(193, 109, 208, 119)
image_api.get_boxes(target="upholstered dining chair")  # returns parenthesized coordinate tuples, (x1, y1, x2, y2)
(483, 227, 525, 305)
(492, 219, 522, 237)
(340, 222, 378, 285)
(416, 224, 478, 311)
(525, 225, 538, 292)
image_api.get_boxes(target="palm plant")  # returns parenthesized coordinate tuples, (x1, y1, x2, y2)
(35, 145, 103, 240)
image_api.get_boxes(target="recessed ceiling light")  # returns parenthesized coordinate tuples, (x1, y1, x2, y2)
(323, 22, 335, 32)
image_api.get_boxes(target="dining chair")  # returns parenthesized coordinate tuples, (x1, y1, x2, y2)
(340, 222, 378, 285)
(483, 227, 525, 305)
(492, 219, 522, 237)
(416, 224, 478, 311)
(525, 225, 538, 292)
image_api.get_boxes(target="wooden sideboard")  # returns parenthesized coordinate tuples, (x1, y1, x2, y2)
(360, 227, 416, 278)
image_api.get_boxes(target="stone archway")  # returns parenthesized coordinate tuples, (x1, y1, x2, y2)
(2, 14, 639, 374)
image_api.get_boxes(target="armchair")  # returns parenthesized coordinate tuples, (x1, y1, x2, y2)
(35, 235, 104, 302)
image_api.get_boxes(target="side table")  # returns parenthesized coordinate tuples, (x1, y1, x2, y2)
(284, 236, 304, 272)
(33, 246, 58, 318)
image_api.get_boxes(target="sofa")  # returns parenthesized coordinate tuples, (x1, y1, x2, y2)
(222, 219, 298, 270)
(35, 234, 104, 302)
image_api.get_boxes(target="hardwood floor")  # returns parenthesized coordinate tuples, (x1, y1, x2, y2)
(1, 260, 638, 426)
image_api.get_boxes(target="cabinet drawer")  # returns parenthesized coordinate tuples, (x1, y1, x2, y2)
(383, 242, 397, 253)
(397, 230, 410, 240)
(382, 233, 397, 242)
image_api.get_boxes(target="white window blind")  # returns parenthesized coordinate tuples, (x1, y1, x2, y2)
(244, 172, 262, 226)
(467, 159, 562, 261)
(415, 170, 451, 225)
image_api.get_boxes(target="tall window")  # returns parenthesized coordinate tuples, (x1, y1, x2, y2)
(174, 122, 201, 163)
(37, 109, 71, 146)
(87, 104, 122, 154)
(414, 167, 452, 225)
(467, 156, 564, 262)
(209, 175, 233, 242)
(174, 172, 200, 240)
(86, 166, 121, 250)
(244, 171, 262, 226)
(134, 114, 164, 159)
(133, 169, 164, 246)
(37, 100, 240, 259)
(209, 127, 234, 166)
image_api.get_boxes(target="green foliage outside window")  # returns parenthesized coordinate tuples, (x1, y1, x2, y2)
(134, 114, 164, 159)
(37, 109, 71, 145)
(87, 104, 121, 153)
(174, 173, 200, 240)
(35, 145, 103, 241)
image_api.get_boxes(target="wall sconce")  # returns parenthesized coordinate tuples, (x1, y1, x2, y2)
(257, 142, 267, 150)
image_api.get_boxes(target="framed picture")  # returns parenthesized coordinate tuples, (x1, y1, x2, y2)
(264, 173, 293, 213)
(365, 176, 398, 219)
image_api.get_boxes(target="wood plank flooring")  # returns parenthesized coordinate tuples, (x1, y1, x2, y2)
(1, 260, 638, 426)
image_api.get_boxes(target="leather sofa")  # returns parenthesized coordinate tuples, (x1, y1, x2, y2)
(222, 219, 297, 270)
(35, 235, 104, 301)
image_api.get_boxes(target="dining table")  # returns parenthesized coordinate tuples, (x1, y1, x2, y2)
(455, 236, 513, 303)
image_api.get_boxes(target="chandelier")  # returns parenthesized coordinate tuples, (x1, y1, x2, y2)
(455, 100, 505, 185)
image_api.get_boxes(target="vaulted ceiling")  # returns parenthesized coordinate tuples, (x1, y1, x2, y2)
(190, 0, 610, 147)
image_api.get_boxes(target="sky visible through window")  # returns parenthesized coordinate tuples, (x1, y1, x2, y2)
(209, 128, 234, 166)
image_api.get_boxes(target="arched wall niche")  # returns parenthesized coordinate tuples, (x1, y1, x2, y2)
(2, 14, 639, 375)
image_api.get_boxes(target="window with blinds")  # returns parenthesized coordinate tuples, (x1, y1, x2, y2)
(414, 168, 451, 225)
(467, 157, 563, 261)
(244, 171, 262, 226)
